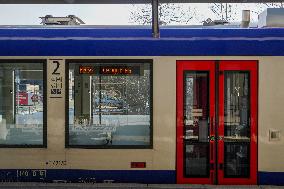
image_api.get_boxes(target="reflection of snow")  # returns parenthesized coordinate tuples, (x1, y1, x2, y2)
(69, 116, 150, 146)
(91, 115, 150, 126)
(70, 124, 116, 145)
(16, 112, 43, 125)
(112, 135, 149, 142)
(20, 125, 42, 135)
(0, 123, 43, 144)
(71, 124, 116, 133)
(0, 119, 8, 140)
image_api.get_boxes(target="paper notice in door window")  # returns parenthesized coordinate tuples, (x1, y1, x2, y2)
(192, 109, 203, 117)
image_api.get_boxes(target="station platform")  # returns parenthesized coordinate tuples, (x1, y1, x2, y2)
(0, 183, 283, 189)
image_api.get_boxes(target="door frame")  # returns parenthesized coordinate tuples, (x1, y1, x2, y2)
(176, 60, 216, 184)
(218, 60, 258, 185)
(176, 60, 258, 185)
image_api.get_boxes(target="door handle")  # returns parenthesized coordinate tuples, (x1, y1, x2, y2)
(209, 135, 215, 141)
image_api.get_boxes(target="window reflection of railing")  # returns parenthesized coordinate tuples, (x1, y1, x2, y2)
(70, 123, 117, 145)
(0, 124, 43, 143)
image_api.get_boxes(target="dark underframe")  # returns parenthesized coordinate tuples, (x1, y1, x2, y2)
(0, 59, 47, 148)
(65, 59, 153, 149)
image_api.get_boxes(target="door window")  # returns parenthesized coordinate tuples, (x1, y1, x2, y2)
(224, 72, 250, 178)
(184, 72, 210, 177)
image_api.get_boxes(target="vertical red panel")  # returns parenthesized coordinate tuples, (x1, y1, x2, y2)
(218, 60, 258, 185)
(176, 60, 215, 184)
(218, 62, 225, 184)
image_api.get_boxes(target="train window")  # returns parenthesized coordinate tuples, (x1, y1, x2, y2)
(0, 60, 46, 147)
(67, 60, 152, 148)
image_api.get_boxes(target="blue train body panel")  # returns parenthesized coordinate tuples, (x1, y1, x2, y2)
(0, 169, 284, 185)
(0, 27, 284, 56)
(258, 172, 284, 185)
(0, 169, 176, 183)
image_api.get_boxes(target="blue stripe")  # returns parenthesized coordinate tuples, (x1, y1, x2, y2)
(1, 169, 284, 185)
(0, 169, 175, 183)
(1, 28, 284, 56)
(0, 39, 284, 56)
(161, 28, 284, 38)
(1, 27, 284, 38)
(259, 172, 284, 185)
(0, 28, 152, 38)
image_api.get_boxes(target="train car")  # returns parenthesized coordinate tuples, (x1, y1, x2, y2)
(0, 26, 283, 185)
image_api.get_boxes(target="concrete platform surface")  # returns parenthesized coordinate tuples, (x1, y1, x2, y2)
(0, 183, 283, 189)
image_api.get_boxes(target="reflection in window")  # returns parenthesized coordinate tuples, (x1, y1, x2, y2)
(184, 72, 209, 142)
(224, 72, 250, 178)
(184, 143, 209, 177)
(184, 72, 209, 178)
(225, 144, 250, 177)
(0, 63, 44, 145)
(224, 72, 250, 140)
(68, 62, 151, 147)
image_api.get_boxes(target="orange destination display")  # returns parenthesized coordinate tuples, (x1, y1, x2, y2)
(78, 65, 142, 75)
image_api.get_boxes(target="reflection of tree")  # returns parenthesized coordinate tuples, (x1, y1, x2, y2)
(93, 70, 150, 115)
(130, 3, 284, 26)
(126, 71, 150, 115)
(130, 3, 193, 25)
(252, 3, 283, 15)
(210, 3, 236, 21)
(185, 77, 193, 120)
(210, 3, 284, 22)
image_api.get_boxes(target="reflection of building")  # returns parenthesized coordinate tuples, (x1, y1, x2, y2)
(26, 84, 40, 92)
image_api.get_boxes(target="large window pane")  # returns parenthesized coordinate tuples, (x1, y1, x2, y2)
(0, 62, 44, 146)
(68, 61, 152, 147)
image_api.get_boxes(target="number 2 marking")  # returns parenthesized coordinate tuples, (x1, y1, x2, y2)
(52, 60, 60, 75)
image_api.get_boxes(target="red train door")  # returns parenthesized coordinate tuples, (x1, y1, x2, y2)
(177, 60, 216, 184)
(176, 60, 257, 185)
(218, 60, 258, 185)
